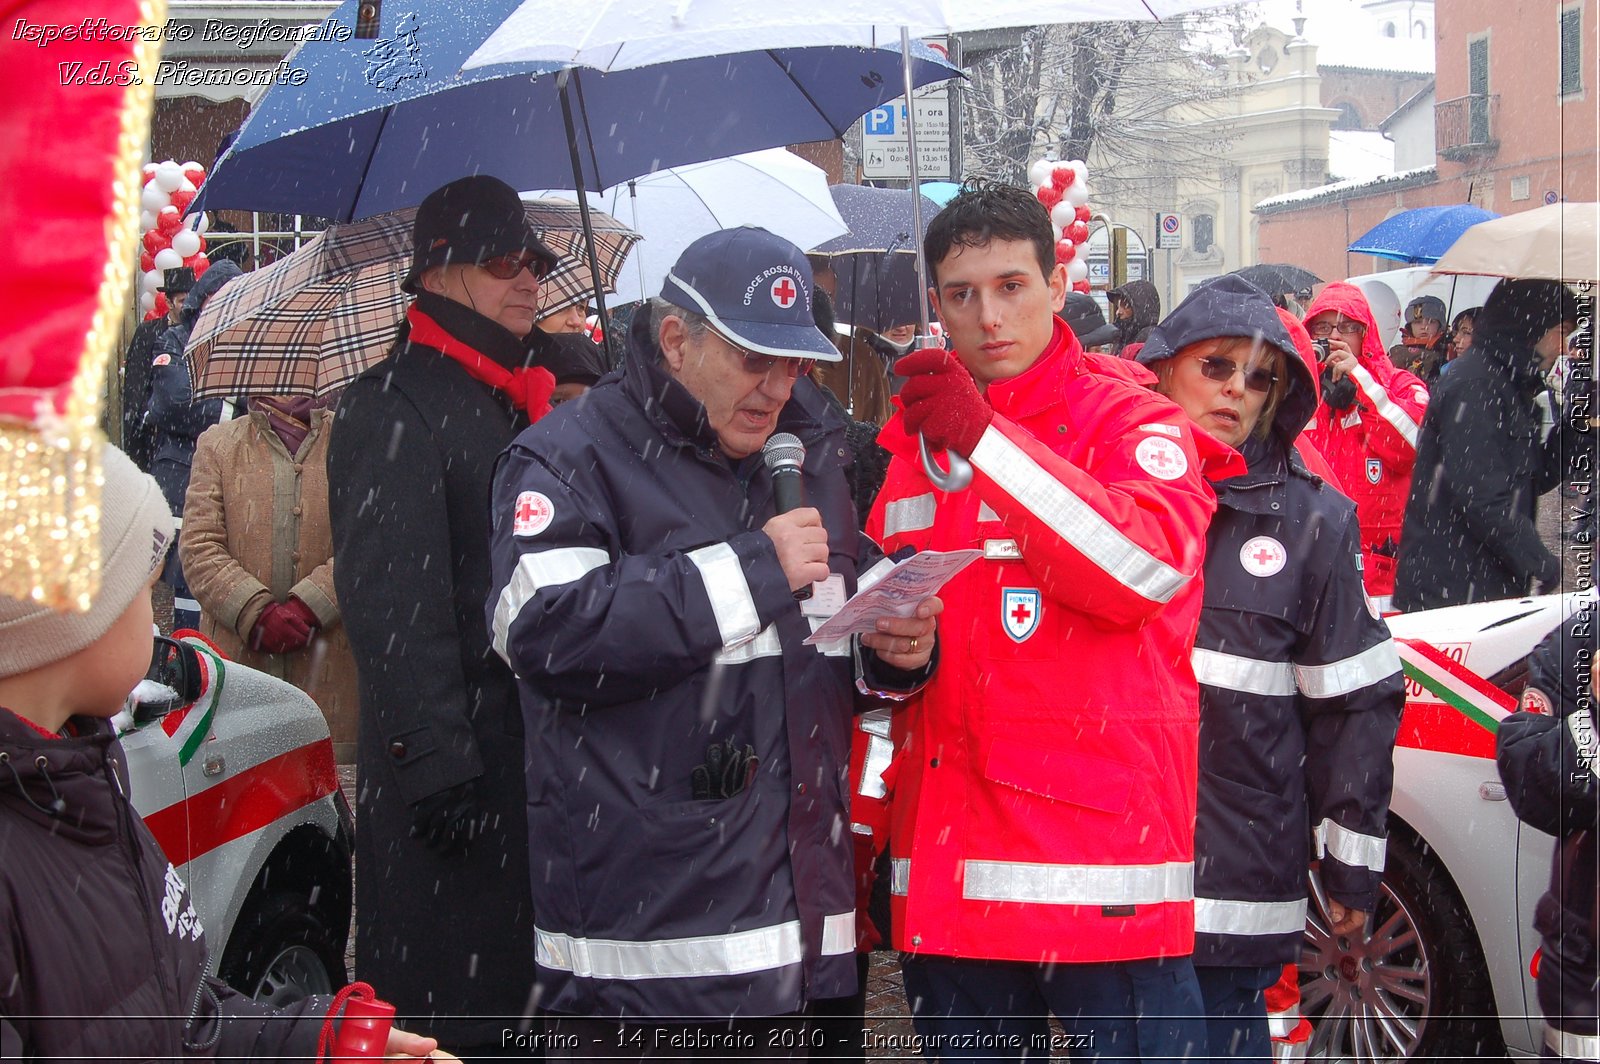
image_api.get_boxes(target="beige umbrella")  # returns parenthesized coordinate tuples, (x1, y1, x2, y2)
(187, 201, 639, 399)
(1431, 202, 1599, 282)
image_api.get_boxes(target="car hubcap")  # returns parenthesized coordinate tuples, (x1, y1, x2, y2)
(1300, 870, 1430, 1062)
(251, 944, 334, 1008)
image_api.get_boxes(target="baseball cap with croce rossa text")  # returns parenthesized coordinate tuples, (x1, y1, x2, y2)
(659, 227, 842, 363)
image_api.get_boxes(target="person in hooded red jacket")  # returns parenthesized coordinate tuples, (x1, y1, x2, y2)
(1302, 283, 1428, 609)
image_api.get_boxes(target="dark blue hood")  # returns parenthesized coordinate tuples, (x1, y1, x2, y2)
(1136, 274, 1315, 447)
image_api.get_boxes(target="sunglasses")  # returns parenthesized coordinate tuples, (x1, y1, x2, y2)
(480, 249, 552, 281)
(1306, 319, 1365, 338)
(1192, 354, 1278, 394)
(717, 332, 816, 379)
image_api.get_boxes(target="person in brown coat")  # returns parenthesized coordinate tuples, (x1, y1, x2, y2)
(179, 396, 358, 762)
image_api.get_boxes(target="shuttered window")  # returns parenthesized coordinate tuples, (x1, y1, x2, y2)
(1560, 6, 1583, 97)
(1468, 37, 1490, 143)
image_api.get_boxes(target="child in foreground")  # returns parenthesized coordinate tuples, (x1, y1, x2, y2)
(0, 444, 454, 1061)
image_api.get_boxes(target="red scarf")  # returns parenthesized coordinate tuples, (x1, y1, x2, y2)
(407, 307, 554, 415)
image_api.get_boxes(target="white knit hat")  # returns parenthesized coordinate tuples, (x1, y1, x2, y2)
(0, 445, 174, 678)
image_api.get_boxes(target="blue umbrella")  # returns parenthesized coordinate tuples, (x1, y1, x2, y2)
(198, 1, 959, 223)
(1347, 205, 1501, 265)
(814, 185, 942, 330)
(920, 181, 963, 206)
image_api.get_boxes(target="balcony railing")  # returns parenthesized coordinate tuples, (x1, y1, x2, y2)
(1435, 94, 1500, 159)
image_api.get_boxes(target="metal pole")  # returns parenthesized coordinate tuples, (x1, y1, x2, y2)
(900, 25, 972, 492)
(557, 68, 614, 365)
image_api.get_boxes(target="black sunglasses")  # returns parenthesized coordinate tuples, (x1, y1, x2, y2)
(1192, 354, 1278, 394)
(480, 249, 552, 281)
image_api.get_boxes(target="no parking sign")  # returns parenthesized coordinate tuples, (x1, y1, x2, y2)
(1156, 212, 1183, 249)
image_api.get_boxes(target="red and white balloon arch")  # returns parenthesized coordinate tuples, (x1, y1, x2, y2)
(137, 160, 209, 320)
(1028, 157, 1093, 295)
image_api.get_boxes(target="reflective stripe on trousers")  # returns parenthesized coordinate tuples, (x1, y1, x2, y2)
(535, 912, 855, 981)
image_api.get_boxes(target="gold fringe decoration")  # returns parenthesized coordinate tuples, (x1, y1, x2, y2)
(0, 0, 167, 613)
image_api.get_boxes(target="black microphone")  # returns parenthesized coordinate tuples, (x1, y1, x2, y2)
(762, 432, 811, 601)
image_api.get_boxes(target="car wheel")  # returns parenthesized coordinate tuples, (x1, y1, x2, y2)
(218, 890, 346, 1007)
(1299, 835, 1504, 1061)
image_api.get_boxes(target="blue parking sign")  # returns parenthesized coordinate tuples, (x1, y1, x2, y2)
(865, 107, 896, 135)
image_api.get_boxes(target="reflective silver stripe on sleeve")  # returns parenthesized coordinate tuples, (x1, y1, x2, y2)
(890, 858, 911, 895)
(1315, 818, 1387, 872)
(962, 859, 1194, 906)
(1348, 363, 1421, 448)
(1193, 647, 1296, 697)
(968, 425, 1191, 604)
(1568, 712, 1600, 778)
(1194, 896, 1308, 937)
(1546, 1026, 1600, 1061)
(490, 546, 610, 661)
(687, 543, 762, 650)
(1294, 640, 1401, 698)
(883, 493, 936, 538)
(821, 912, 855, 957)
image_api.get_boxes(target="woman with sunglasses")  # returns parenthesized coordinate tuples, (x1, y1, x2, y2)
(1137, 276, 1404, 1064)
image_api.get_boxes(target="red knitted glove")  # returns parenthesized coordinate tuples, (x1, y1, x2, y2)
(281, 595, 320, 632)
(898, 348, 993, 457)
(250, 601, 314, 655)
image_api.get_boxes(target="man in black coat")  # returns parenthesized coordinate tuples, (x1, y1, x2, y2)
(121, 267, 194, 472)
(1497, 613, 1599, 1060)
(1394, 279, 1580, 610)
(328, 176, 559, 1056)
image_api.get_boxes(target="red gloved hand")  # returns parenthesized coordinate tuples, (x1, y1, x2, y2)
(897, 348, 993, 457)
(250, 600, 315, 655)
(281, 595, 319, 631)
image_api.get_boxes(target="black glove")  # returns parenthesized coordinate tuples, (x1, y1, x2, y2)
(690, 740, 760, 800)
(409, 779, 484, 855)
(1321, 365, 1360, 410)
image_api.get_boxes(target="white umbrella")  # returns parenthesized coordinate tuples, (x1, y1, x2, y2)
(1430, 202, 1599, 283)
(465, 4, 1235, 69)
(525, 149, 847, 306)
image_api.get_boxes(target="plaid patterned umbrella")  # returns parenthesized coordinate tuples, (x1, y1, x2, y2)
(187, 201, 638, 399)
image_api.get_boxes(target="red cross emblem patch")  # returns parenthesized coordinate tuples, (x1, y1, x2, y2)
(770, 275, 799, 309)
(1239, 535, 1287, 578)
(1520, 686, 1554, 716)
(1135, 436, 1188, 481)
(1001, 587, 1041, 642)
(1365, 458, 1382, 484)
(512, 491, 555, 537)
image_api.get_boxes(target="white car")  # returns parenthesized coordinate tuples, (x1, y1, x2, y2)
(1300, 590, 1591, 1060)
(122, 634, 352, 1006)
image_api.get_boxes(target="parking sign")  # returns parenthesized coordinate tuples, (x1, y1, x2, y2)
(1156, 213, 1182, 250)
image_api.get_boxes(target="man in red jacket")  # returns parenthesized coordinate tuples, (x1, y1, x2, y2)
(868, 182, 1232, 1060)
(1302, 284, 1429, 611)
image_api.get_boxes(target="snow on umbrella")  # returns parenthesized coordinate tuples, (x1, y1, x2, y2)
(197, 2, 960, 223)
(813, 185, 944, 331)
(186, 202, 639, 400)
(1231, 263, 1323, 299)
(1430, 202, 1599, 283)
(1347, 205, 1501, 266)
(524, 148, 848, 306)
